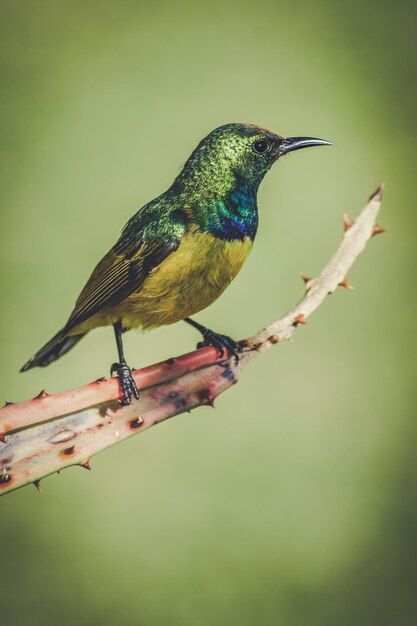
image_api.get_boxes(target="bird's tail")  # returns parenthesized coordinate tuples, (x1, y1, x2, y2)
(20, 328, 86, 372)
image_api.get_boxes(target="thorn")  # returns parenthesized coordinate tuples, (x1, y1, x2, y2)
(63, 445, 75, 455)
(79, 460, 91, 471)
(34, 389, 49, 400)
(338, 278, 353, 290)
(292, 314, 307, 327)
(369, 183, 384, 201)
(343, 214, 353, 231)
(33, 480, 42, 493)
(300, 274, 312, 285)
(95, 377, 106, 384)
(372, 224, 386, 237)
(208, 400, 215, 408)
(3, 399, 14, 407)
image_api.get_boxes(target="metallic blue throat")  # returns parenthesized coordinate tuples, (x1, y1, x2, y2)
(203, 184, 258, 241)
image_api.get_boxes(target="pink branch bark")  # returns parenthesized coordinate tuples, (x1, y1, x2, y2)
(0, 187, 384, 496)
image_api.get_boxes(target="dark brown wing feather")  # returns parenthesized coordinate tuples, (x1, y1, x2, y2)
(64, 236, 179, 333)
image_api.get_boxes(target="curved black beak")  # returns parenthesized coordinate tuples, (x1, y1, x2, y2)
(277, 136, 334, 156)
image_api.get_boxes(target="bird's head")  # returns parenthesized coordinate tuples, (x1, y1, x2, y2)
(176, 123, 332, 195)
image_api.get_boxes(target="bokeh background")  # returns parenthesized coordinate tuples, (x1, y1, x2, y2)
(0, 1, 416, 624)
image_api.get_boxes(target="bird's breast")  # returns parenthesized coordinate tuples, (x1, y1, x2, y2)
(119, 230, 253, 329)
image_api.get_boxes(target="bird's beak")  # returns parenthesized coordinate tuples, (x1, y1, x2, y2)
(277, 136, 334, 156)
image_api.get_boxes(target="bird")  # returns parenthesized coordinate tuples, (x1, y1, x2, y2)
(21, 123, 332, 404)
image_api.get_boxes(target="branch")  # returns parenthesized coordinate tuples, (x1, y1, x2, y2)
(0, 186, 384, 496)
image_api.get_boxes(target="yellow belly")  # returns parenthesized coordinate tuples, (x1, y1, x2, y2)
(73, 231, 252, 332)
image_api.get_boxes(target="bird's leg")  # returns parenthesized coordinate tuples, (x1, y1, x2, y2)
(111, 321, 139, 405)
(184, 317, 241, 364)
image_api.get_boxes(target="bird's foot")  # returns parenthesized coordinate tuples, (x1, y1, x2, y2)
(111, 361, 140, 405)
(197, 328, 241, 364)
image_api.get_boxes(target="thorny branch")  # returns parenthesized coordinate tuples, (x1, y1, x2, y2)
(0, 186, 384, 496)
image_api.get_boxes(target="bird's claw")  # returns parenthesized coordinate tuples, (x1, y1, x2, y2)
(111, 361, 140, 405)
(197, 330, 241, 364)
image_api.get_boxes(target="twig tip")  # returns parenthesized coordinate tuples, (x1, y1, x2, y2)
(369, 183, 384, 202)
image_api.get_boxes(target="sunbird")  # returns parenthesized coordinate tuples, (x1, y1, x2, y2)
(21, 123, 331, 404)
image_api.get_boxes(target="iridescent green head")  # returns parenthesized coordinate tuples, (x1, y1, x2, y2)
(171, 123, 332, 241)
(176, 123, 332, 195)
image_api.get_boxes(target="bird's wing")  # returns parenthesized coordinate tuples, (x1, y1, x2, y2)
(64, 234, 181, 333)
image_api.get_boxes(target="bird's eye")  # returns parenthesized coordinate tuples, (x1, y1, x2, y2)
(252, 139, 270, 155)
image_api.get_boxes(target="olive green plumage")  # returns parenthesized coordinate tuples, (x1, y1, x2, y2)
(21, 123, 331, 403)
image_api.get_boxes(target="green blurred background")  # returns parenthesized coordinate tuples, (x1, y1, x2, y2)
(0, 1, 416, 624)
